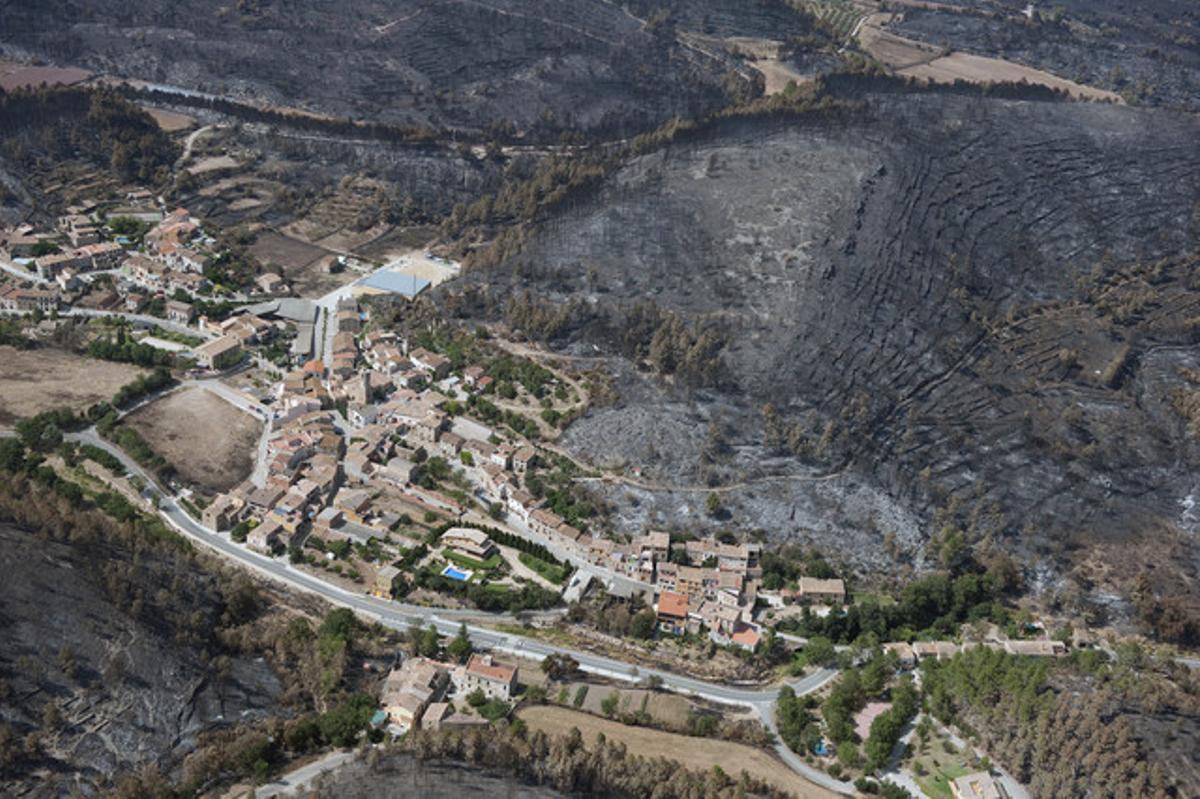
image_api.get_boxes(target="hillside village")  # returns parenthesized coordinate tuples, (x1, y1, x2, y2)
(0, 178, 1097, 799)
(0, 185, 1081, 652)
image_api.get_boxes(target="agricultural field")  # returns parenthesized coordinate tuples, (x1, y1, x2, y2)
(517, 705, 838, 799)
(123, 387, 262, 494)
(140, 106, 196, 132)
(0, 346, 146, 425)
(248, 230, 341, 296)
(559, 682, 694, 729)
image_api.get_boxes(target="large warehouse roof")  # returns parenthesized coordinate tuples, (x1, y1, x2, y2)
(357, 269, 431, 298)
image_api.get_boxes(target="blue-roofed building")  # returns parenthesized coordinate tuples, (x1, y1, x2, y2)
(355, 269, 431, 299)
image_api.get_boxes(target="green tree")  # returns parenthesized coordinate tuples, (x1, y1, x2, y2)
(631, 609, 658, 639)
(804, 636, 836, 668)
(837, 740, 861, 769)
(448, 622, 473, 662)
(541, 653, 579, 681)
(317, 608, 358, 643)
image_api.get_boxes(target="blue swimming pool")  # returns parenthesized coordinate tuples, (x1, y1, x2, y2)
(442, 565, 472, 582)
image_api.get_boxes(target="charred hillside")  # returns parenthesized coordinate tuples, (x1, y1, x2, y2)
(456, 91, 1200, 614)
(0, 0, 817, 141)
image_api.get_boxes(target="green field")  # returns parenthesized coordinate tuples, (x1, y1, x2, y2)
(519, 551, 572, 584)
(442, 547, 502, 572)
(911, 735, 974, 799)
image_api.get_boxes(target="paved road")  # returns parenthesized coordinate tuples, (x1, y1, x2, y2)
(62, 430, 839, 706)
(249, 748, 358, 799)
(61, 307, 217, 339)
(3, 420, 849, 794)
(0, 255, 47, 284)
(3, 305, 215, 340)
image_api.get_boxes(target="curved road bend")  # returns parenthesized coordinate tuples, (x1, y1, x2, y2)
(50, 429, 852, 793)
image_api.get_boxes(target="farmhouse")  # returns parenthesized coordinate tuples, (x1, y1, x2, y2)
(165, 299, 194, 324)
(1003, 640, 1067, 658)
(0, 286, 58, 313)
(795, 577, 846, 605)
(382, 657, 449, 729)
(202, 494, 245, 531)
(456, 654, 518, 701)
(441, 527, 497, 560)
(255, 272, 287, 295)
(193, 335, 243, 370)
(409, 348, 451, 379)
(656, 590, 689, 635)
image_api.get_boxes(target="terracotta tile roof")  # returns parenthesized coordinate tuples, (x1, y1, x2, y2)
(657, 590, 689, 619)
(466, 653, 515, 684)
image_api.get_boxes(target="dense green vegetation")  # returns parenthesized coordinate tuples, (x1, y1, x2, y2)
(87, 329, 177, 368)
(78, 443, 126, 475)
(111, 367, 175, 409)
(782, 564, 1018, 644)
(0, 318, 34, 349)
(776, 685, 821, 754)
(519, 551, 571, 584)
(15, 408, 85, 452)
(106, 216, 153, 244)
(524, 455, 597, 528)
(918, 646, 1175, 797)
(864, 678, 919, 772)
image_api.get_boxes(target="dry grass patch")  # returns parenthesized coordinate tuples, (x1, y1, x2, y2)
(141, 106, 196, 132)
(518, 705, 839, 799)
(0, 346, 146, 425)
(124, 387, 262, 494)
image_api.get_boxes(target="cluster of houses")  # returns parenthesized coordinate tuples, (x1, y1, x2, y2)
(2, 204, 214, 299)
(881, 637, 1067, 669)
(1, 197, 296, 328)
(650, 540, 767, 651)
(0, 284, 59, 313)
(199, 342, 526, 562)
(379, 652, 518, 733)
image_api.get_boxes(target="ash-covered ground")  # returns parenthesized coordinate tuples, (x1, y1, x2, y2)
(885, 0, 1200, 111)
(0, 0, 819, 140)
(0, 523, 282, 797)
(464, 89, 1200, 601)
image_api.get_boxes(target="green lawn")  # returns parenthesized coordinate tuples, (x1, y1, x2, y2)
(519, 551, 571, 584)
(442, 547, 502, 572)
(911, 738, 974, 799)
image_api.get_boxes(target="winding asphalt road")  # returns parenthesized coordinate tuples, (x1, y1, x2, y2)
(31, 426, 853, 794)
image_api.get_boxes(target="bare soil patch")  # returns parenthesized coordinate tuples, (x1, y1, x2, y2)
(186, 154, 241, 175)
(124, 387, 262, 494)
(0, 346, 146, 425)
(140, 106, 196, 132)
(859, 13, 1122, 101)
(249, 231, 343, 296)
(900, 52, 1123, 101)
(518, 705, 838, 799)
